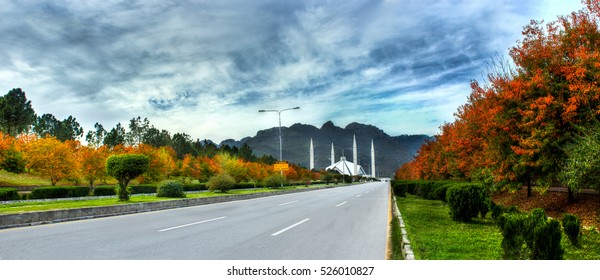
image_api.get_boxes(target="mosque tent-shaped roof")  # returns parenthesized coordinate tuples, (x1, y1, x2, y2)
(325, 157, 367, 176)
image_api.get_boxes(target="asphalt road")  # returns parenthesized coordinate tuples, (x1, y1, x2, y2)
(0, 182, 390, 260)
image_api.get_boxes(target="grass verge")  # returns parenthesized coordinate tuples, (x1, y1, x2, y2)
(396, 195, 503, 260)
(396, 194, 600, 260)
(0, 185, 327, 214)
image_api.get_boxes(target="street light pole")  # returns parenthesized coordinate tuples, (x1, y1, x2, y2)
(259, 106, 300, 187)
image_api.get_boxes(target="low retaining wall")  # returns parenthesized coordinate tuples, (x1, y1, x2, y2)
(0, 186, 336, 230)
(392, 195, 415, 260)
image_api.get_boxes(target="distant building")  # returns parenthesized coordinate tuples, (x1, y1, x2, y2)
(325, 156, 367, 176)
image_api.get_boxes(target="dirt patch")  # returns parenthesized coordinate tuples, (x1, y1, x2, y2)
(491, 188, 600, 229)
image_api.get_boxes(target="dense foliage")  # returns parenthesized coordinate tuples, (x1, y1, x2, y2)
(396, 1, 600, 199)
(497, 208, 564, 260)
(156, 181, 186, 198)
(0, 187, 19, 201)
(446, 184, 488, 223)
(106, 154, 150, 201)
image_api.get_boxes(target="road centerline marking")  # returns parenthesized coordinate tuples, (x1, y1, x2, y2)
(355, 194, 362, 198)
(278, 200, 298, 206)
(336, 201, 348, 207)
(158, 216, 227, 232)
(271, 218, 310, 236)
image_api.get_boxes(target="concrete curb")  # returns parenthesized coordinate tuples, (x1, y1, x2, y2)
(0, 185, 341, 230)
(392, 195, 415, 260)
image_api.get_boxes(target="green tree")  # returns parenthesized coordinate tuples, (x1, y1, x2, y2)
(33, 113, 83, 141)
(127, 116, 150, 146)
(143, 126, 171, 147)
(0, 88, 36, 136)
(560, 124, 600, 195)
(103, 123, 126, 148)
(106, 154, 150, 201)
(171, 132, 192, 159)
(85, 122, 107, 148)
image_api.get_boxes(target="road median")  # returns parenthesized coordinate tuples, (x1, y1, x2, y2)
(0, 185, 343, 230)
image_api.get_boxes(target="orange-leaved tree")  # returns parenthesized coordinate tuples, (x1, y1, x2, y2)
(24, 136, 76, 185)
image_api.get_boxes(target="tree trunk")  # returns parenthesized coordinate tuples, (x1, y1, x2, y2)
(567, 186, 575, 203)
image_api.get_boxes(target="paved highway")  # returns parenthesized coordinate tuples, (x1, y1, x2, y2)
(0, 182, 390, 260)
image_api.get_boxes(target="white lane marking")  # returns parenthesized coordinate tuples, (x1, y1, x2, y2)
(271, 218, 310, 236)
(279, 200, 298, 206)
(158, 216, 227, 232)
(336, 201, 348, 207)
(355, 194, 362, 198)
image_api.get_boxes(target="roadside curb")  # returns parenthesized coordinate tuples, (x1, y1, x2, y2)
(0, 185, 344, 230)
(392, 195, 415, 260)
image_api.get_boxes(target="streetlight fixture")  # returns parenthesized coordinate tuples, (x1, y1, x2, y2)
(259, 106, 300, 187)
(258, 107, 300, 162)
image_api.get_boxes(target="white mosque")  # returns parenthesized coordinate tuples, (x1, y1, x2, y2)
(309, 135, 377, 178)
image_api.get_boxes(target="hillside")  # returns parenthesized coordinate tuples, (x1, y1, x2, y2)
(220, 121, 430, 177)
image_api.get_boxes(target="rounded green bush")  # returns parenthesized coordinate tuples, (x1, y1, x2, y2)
(446, 183, 487, 222)
(207, 173, 235, 192)
(157, 181, 186, 198)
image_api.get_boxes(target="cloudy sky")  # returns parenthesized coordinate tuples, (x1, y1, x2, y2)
(0, 0, 584, 142)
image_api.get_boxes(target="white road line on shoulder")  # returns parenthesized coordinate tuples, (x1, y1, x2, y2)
(158, 216, 227, 232)
(279, 200, 298, 206)
(271, 218, 310, 236)
(336, 201, 348, 207)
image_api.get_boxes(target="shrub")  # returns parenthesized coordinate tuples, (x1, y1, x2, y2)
(207, 173, 235, 192)
(0, 188, 19, 201)
(532, 219, 564, 260)
(446, 183, 487, 222)
(391, 180, 409, 197)
(0, 149, 26, 174)
(263, 173, 286, 189)
(431, 182, 452, 202)
(93, 186, 116, 196)
(562, 213, 581, 246)
(30, 186, 90, 199)
(157, 181, 186, 198)
(497, 208, 564, 260)
(497, 212, 529, 259)
(106, 154, 150, 201)
(183, 183, 207, 191)
(129, 185, 157, 194)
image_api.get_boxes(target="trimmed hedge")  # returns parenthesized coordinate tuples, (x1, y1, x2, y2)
(183, 183, 207, 191)
(446, 183, 488, 222)
(93, 186, 117, 196)
(30, 186, 90, 199)
(391, 180, 456, 202)
(0, 187, 20, 201)
(129, 185, 158, 194)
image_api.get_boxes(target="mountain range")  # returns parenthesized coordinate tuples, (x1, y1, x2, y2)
(220, 121, 430, 177)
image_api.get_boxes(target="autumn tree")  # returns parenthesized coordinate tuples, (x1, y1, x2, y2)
(24, 136, 76, 185)
(77, 145, 109, 189)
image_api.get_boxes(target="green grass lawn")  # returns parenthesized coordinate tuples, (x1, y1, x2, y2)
(0, 185, 324, 214)
(396, 195, 503, 260)
(396, 194, 600, 260)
